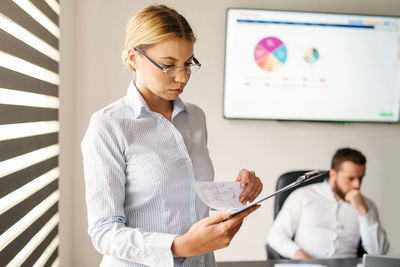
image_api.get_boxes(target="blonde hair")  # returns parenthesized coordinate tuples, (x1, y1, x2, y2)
(121, 5, 196, 71)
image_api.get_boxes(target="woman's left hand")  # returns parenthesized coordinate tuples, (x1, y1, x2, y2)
(236, 169, 263, 204)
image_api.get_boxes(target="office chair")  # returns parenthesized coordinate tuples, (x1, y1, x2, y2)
(273, 170, 328, 219)
(266, 170, 365, 259)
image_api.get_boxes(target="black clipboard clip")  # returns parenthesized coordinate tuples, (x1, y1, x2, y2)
(230, 170, 328, 216)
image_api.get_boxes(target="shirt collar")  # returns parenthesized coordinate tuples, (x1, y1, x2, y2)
(127, 81, 188, 119)
(322, 179, 345, 203)
(171, 95, 187, 119)
(321, 179, 336, 199)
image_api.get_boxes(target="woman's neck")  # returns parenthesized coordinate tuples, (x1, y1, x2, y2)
(135, 84, 173, 121)
(147, 99, 173, 121)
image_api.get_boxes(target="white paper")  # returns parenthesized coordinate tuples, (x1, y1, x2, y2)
(193, 181, 249, 211)
(275, 264, 327, 267)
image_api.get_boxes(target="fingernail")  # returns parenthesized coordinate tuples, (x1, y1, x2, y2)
(240, 197, 244, 202)
(240, 183, 245, 188)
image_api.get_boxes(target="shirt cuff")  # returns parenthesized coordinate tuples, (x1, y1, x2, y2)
(287, 242, 302, 259)
(146, 232, 178, 267)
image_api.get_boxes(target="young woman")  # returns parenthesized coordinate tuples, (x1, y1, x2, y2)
(81, 5, 262, 267)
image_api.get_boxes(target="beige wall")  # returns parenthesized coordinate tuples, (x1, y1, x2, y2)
(59, 0, 75, 266)
(59, 0, 400, 265)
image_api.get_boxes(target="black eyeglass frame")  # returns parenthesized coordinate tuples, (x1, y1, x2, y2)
(134, 47, 201, 76)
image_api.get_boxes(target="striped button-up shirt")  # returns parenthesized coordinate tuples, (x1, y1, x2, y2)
(81, 82, 215, 267)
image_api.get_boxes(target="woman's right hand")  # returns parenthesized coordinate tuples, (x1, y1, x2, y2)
(171, 205, 260, 257)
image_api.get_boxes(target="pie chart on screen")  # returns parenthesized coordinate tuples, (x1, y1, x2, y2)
(254, 37, 287, 71)
(304, 47, 319, 64)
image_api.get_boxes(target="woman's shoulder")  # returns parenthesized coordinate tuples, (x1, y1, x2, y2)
(185, 102, 206, 117)
(92, 97, 131, 120)
(89, 97, 132, 128)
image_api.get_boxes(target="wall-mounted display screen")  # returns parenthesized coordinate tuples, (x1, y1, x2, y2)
(224, 8, 400, 122)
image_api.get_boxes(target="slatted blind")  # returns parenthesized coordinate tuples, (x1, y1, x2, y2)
(0, 0, 60, 266)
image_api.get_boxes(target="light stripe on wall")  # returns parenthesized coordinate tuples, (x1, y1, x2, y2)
(0, 167, 59, 215)
(0, 13, 60, 61)
(12, 0, 60, 38)
(0, 144, 59, 179)
(0, 51, 59, 84)
(0, 88, 59, 108)
(0, 121, 59, 141)
(44, 0, 59, 16)
(50, 257, 59, 267)
(32, 235, 59, 267)
(6, 213, 59, 267)
(0, 190, 59, 251)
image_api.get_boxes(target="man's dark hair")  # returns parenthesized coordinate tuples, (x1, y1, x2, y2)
(331, 148, 366, 171)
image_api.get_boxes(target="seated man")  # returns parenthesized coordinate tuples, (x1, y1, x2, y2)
(268, 148, 389, 259)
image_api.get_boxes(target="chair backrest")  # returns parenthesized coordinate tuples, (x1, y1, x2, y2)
(273, 170, 328, 219)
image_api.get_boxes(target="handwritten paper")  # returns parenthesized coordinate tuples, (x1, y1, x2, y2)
(193, 181, 249, 211)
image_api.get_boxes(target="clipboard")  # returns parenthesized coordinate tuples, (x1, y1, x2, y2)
(231, 170, 328, 216)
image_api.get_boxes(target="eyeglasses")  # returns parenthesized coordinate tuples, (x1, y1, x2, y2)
(134, 47, 201, 77)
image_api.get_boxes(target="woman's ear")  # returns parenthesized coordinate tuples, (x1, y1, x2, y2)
(128, 48, 138, 70)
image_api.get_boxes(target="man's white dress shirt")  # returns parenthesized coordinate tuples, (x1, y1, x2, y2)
(81, 82, 215, 267)
(268, 180, 389, 259)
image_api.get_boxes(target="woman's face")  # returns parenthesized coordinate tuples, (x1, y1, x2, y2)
(133, 38, 195, 103)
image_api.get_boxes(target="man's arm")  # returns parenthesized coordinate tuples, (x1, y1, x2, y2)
(358, 199, 390, 254)
(345, 190, 389, 254)
(267, 191, 307, 259)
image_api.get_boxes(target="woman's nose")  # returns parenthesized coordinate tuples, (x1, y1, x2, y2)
(174, 69, 189, 83)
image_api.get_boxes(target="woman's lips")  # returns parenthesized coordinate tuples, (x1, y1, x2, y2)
(170, 88, 183, 94)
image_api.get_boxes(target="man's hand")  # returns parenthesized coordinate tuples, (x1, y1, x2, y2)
(236, 169, 263, 204)
(171, 205, 260, 257)
(293, 249, 310, 259)
(345, 189, 368, 216)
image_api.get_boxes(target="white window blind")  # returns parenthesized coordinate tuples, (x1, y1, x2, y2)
(0, 0, 60, 266)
